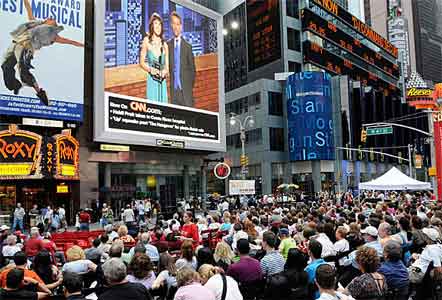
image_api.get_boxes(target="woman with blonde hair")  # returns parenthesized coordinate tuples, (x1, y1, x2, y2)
(174, 267, 215, 300)
(118, 224, 135, 244)
(62, 245, 97, 274)
(198, 264, 243, 300)
(213, 241, 234, 271)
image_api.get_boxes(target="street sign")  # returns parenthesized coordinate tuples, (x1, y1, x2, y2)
(241, 166, 249, 175)
(366, 126, 393, 136)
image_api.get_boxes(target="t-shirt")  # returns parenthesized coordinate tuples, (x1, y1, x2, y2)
(260, 250, 285, 277)
(97, 282, 152, 300)
(204, 274, 243, 300)
(279, 238, 296, 259)
(0, 268, 44, 288)
(123, 209, 135, 223)
(62, 259, 93, 273)
(79, 212, 90, 223)
(0, 289, 38, 300)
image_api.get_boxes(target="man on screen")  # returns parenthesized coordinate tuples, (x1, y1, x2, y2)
(167, 11, 196, 107)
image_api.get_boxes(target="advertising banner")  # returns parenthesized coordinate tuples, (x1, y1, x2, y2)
(287, 71, 335, 161)
(94, 0, 225, 152)
(0, 0, 85, 121)
(229, 180, 256, 195)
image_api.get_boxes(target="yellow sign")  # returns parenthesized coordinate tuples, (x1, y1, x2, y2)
(0, 164, 32, 176)
(100, 144, 130, 152)
(429, 167, 437, 176)
(146, 176, 156, 188)
(56, 185, 69, 193)
(407, 88, 433, 97)
(61, 165, 76, 176)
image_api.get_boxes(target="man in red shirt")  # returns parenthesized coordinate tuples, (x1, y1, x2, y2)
(79, 209, 91, 231)
(24, 227, 43, 259)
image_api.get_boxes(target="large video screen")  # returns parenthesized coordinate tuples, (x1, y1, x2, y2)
(287, 71, 335, 161)
(0, 0, 85, 121)
(94, 0, 225, 152)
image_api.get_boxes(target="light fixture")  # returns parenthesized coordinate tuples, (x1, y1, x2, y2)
(231, 21, 239, 30)
(229, 117, 236, 127)
(247, 118, 255, 128)
(222, 28, 228, 36)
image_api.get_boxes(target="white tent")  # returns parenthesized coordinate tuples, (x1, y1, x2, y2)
(359, 167, 432, 191)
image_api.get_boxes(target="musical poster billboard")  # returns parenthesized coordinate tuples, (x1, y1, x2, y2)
(246, 0, 281, 71)
(0, 0, 85, 122)
(94, 0, 225, 152)
(287, 72, 335, 161)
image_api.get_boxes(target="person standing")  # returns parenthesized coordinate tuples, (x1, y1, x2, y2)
(260, 231, 285, 277)
(138, 201, 145, 224)
(58, 205, 67, 231)
(12, 203, 25, 232)
(167, 11, 196, 107)
(29, 204, 39, 228)
(122, 204, 135, 227)
(140, 13, 169, 103)
(79, 209, 91, 231)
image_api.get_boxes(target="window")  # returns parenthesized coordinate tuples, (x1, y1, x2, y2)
(288, 61, 302, 73)
(286, 0, 299, 18)
(287, 28, 301, 52)
(268, 92, 283, 116)
(249, 93, 261, 109)
(227, 128, 262, 149)
(269, 128, 284, 151)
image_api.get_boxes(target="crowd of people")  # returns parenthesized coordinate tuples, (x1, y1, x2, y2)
(0, 190, 440, 300)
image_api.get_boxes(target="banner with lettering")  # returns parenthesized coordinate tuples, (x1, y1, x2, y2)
(0, 125, 79, 180)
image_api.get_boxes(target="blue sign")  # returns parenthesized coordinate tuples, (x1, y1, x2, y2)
(287, 71, 335, 161)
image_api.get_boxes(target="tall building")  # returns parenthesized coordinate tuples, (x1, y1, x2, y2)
(370, 0, 442, 84)
(216, 0, 425, 195)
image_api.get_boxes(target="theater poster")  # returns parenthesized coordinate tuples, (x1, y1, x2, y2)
(94, 0, 226, 152)
(0, 0, 85, 122)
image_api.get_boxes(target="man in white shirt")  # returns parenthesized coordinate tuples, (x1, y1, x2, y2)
(411, 227, 442, 274)
(334, 226, 350, 266)
(122, 204, 135, 225)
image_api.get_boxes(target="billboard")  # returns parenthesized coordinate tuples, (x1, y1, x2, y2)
(94, 0, 225, 152)
(247, 0, 281, 71)
(0, 0, 85, 122)
(229, 180, 256, 195)
(287, 71, 335, 161)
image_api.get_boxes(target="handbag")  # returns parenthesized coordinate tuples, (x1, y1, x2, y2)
(408, 266, 425, 284)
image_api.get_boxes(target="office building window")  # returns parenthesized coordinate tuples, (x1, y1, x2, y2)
(226, 93, 261, 115)
(286, 0, 299, 18)
(288, 61, 302, 73)
(268, 92, 283, 116)
(269, 127, 284, 151)
(227, 128, 262, 149)
(287, 28, 301, 51)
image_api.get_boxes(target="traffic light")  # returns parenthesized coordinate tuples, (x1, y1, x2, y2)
(240, 155, 249, 166)
(361, 129, 367, 143)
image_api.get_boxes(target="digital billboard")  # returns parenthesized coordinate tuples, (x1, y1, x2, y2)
(246, 0, 281, 71)
(94, 0, 225, 152)
(0, 0, 85, 122)
(287, 71, 335, 161)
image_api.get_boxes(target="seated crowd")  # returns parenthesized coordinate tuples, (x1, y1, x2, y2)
(0, 192, 441, 300)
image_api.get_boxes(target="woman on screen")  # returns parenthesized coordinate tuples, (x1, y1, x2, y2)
(140, 13, 169, 103)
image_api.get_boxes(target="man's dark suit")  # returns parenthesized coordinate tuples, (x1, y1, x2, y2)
(167, 37, 196, 107)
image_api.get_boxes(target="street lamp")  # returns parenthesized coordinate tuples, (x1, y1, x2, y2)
(230, 113, 255, 179)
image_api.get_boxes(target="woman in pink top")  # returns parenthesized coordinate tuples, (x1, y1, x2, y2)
(174, 267, 215, 300)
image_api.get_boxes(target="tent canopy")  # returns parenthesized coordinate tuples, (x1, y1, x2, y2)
(359, 167, 431, 191)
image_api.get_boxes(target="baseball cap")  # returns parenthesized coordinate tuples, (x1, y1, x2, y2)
(360, 226, 378, 237)
(279, 228, 289, 235)
(423, 227, 440, 241)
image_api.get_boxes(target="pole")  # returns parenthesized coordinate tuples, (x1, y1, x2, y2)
(408, 144, 413, 178)
(240, 125, 246, 180)
(428, 111, 438, 200)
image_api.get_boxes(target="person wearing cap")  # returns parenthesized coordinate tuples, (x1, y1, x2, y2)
(278, 228, 296, 260)
(409, 227, 442, 276)
(378, 241, 409, 298)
